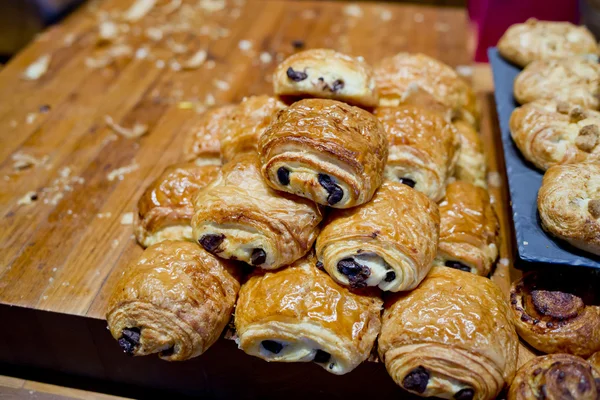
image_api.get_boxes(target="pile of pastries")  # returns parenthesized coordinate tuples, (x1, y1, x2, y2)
(104, 45, 600, 400)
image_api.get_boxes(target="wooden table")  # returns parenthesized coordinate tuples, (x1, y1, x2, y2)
(0, 0, 531, 397)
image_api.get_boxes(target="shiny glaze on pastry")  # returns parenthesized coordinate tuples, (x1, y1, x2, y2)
(510, 100, 600, 171)
(379, 267, 518, 400)
(508, 354, 600, 400)
(588, 351, 600, 372)
(219, 95, 286, 163)
(514, 57, 600, 110)
(509, 271, 600, 358)
(258, 98, 387, 208)
(538, 163, 600, 255)
(182, 104, 235, 163)
(434, 181, 499, 276)
(453, 120, 487, 188)
(374, 105, 459, 202)
(192, 153, 322, 269)
(135, 162, 220, 248)
(272, 48, 378, 108)
(235, 254, 382, 375)
(316, 181, 439, 292)
(106, 241, 240, 361)
(375, 52, 479, 126)
(498, 18, 598, 67)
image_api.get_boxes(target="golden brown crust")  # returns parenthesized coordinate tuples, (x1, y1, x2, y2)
(375, 52, 479, 126)
(379, 267, 518, 400)
(510, 100, 600, 171)
(135, 163, 220, 248)
(588, 352, 600, 372)
(106, 241, 240, 361)
(434, 181, 499, 276)
(316, 181, 439, 292)
(182, 104, 235, 162)
(508, 354, 600, 400)
(258, 98, 387, 208)
(538, 163, 600, 255)
(498, 18, 599, 68)
(273, 49, 378, 107)
(509, 271, 600, 358)
(234, 254, 382, 375)
(192, 153, 323, 269)
(219, 95, 286, 163)
(374, 105, 459, 202)
(453, 120, 487, 188)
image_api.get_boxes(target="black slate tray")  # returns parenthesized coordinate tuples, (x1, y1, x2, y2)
(488, 47, 600, 270)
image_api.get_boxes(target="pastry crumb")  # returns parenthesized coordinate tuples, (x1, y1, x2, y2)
(214, 79, 230, 91)
(523, 241, 529, 246)
(487, 171, 502, 188)
(17, 191, 38, 205)
(23, 54, 51, 80)
(124, 0, 156, 21)
(183, 50, 207, 69)
(238, 40, 253, 52)
(97, 212, 113, 219)
(120, 212, 134, 225)
(499, 258, 510, 266)
(259, 52, 272, 64)
(105, 115, 148, 139)
(107, 162, 139, 181)
(413, 13, 424, 23)
(343, 4, 363, 17)
(455, 65, 473, 77)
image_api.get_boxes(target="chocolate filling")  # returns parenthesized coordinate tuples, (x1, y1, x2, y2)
(199, 234, 225, 253)
(402, 366, 430, 394)
(316, 261, 324, 270)
(313, 350, 331, 364)
(251, 248, 267, 266)
(261, 340, 283, 354)
(454, 388, 475, 400)
(277, 167, 290, 185)
(160, 346, 175, 357)
(318, 173, 343, 205)
(337, 258, 371, 289)
(286, 67, 308, 82)
(531, 290, 584, 319)
(118, 327, 141, 356)
(399, 177, 416, 188)
(385, 271, 396, 282)
(445, 260, 472, 273)
(331, 79, 344, 92)
(291, 40, 305, 49)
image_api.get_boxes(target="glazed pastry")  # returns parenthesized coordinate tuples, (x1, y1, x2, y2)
(509, 271, 600, 358)
(219, 95, 286, 163)
(272, 49, 378, 108)
(106, 241, 240, 361)
(374, 105, 459, 202)
(538, 163, 600, 255)
(498, 18, 598, 67)
(182, 104, 235, 163)
(510, 100, 600, 171)
(508, 354, 600, 400)
(433, 181, 499, 276)
(192, 153, 322, 269)
(379, 267, 518, 400)
(514, 57, 600, 110)
(235, 254, 382, 375)
(588, 351, 600, 372)
(375, 52, 479, 126)
(258, 98, 387, 208)
(316, 181, 439, 292)
(135, 162, 220, 248)
(453, 120, 487, 188)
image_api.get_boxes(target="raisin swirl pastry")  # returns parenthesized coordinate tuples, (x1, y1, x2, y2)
(538, 163, 600, 255)
(135, 162, 220, 248)
(272, 49, 378, 108)
(453, 120, 487, 188)
(234, 254, 382, 375)
(316, 181, 439, 292)
(219, 95, 286, 163)
(379, 267, 518, 400)
(258, 98, 387, 208)
(375, 52, 479, 127)
(498, 19, 598, 68)
(192, 153, 322, 269)
(510, 100, 600, 171)
(374, 105, 459, 202)
(509, 271, 600, 358)
(508, 354, 600, 400)
(433, 181, 499, 276)
(182, 104, 235, 163)
(106, 241, 240, 361)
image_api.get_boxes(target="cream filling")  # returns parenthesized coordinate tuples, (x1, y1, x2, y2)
(141, 224, 192, 248)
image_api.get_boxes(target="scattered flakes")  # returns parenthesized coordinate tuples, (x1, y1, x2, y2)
(499, 258, 510, 267)
(10, 120, 18, 128)
(85, 45, 132, 68)
(343, 4, 363, 17)
(124, 0, 157, 22)
(259, 52, 272, 64)
(183, 50, 207, 69)
(98, 20, 118, 43)
(111, 239, 120, 249)
(107, 162, 139, 181)
(488, 171, 502, 188)
(435, 22, 450, 32)
(155, 59, 166, 69)
(40, 166, 84, 205)
(413, 12, 424, 23)
(379, 9, 392, 21)
(17, 191, 38, 205)
(135, 47, 149, 59)
(161, 0, 181, 14)
(26, 113, 38, 124)
(23, 55, 51, 80)
(205, 93, 216, 106)
(97, 212, 112, 219)
(169, 60, 182, 71)
(199, 0, 226, 12)
(166, 39, 188, 54)
(67, 209, 73, 215)
(301, 9, 316, 19)
(456, 65, 473, 77)
(238, 40, 252, 52)
(205, 59, 216, 69)
(523, 241, 529, 246)
(120, 212, 134, 225)
(12, 152, 49, 171)
(214, 79, 230, 91)
(63, 33, 76, 46)
(105, 115, 148, 139)
(145, 27, 163, 41)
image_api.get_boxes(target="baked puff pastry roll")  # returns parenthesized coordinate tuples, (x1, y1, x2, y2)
(315, 181, 439, 292)
(498, 19, 598, 68)
(375, 52, 479, 127)
(589, 351, 600, 372)
(258, 98, 387, 208)
(106, 241, 240, 361)
(508, 354, 600, 400)
(453, 120, 487, 188)
(510, 101, 600, 171)
(219, 95, 286, 163)
(433, 181, 499, 276)
(182, 104, 235, 163)
(379, 267, 518, 400)
(272, 49, 378, 108)
(135, 162, 220, 248)
(234, 255, 382, 375)
(192, 153, 322, 269)
(538, 163, 600, 255)
(374, 105, 459, 202)
(509, 271, 600, 358)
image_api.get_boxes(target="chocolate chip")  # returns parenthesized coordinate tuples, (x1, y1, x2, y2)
(445, 260, 472, 272)
(199, 234, 225, 253)
(385, 271, 396, 282)
(30, 193, 38, 201)
(291, 40, 305, 49)
(277, 167, 290, 185)
(160, 346, 175, 357)
(399, 177, 416, 188)
(313, 350, 331, 364)
(118, 327, 141, 356)
(318, 173, 344, 205)
(402, 366, 430, 394)
(337, 258, 371, 288)
(331, 79, 344, 92)
(251, 248, 267, 266)
(454, 388, 475, 400)
(533, 368, 542, 376)
(261, 340, 283, 354)
(316, 261, 324, 270)
(39, 104, 51, 113)
(329, 363, 335, 370)
(286, 67, 308, 82)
